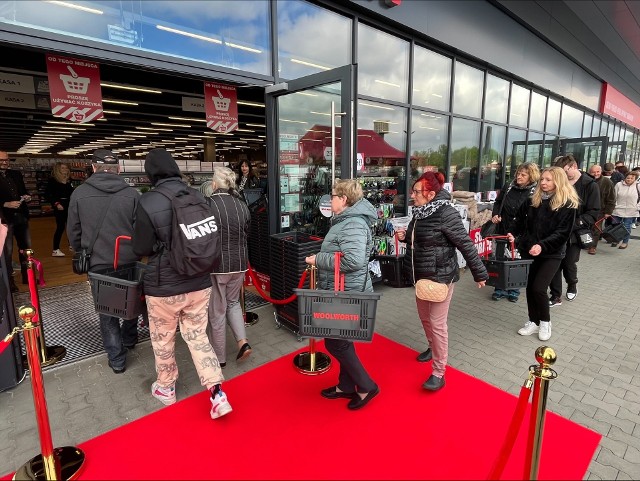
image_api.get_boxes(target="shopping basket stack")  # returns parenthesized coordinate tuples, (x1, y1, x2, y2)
(480, 236, 533, 290)
(87, 236, 147, 319)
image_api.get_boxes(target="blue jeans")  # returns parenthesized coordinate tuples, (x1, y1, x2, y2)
(99, 314, 138, 369)
(494, 288, 520, 298)
(612, 216, 634, 244)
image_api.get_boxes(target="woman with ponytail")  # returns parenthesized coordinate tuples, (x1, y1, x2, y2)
(397, 172, 488, 391)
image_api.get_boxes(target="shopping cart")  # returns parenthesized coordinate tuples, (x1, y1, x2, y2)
(88, 235, 147, 319)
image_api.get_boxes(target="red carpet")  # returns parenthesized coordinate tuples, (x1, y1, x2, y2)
(4, 335, 600, 480)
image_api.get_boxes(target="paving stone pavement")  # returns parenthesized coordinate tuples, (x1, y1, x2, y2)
(1, 235, 639, 479)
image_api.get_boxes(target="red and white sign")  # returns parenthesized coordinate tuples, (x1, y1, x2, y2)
(471, 228, 492, 257)
(204, 81, 238, 133)
(46, 54, 103, 123)
(600, 83, 640, 130)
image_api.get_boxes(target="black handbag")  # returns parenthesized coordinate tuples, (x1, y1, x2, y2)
(575, 227, 596, 249)
(72, 198, 113, 275)
(480, 219, 499, 238)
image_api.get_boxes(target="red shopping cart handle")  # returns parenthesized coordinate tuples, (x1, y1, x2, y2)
(114, 235, 132, 269)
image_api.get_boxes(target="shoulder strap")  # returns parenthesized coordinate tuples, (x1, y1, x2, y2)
(87, 196, 113, 254)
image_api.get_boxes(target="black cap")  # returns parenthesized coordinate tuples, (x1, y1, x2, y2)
(92, 149, 119, 164)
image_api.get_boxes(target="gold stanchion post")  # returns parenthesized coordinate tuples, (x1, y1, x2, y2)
(13, 305, 84, 481)
(524, 346, 558, 480)
(293, 266, 331, 375)
(240, 285, 259, 327)
(22, 249, 66, 369)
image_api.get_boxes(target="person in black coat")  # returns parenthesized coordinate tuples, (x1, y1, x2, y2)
(507, 166, 579, 341)
(489, 162, 539, 302)
(397, 172, 488, 392)
(549, 155, 600, 305)
(236, 159, 260, 194)
(46, 162, 74, 256)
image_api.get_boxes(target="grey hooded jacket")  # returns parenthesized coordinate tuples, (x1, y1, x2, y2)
(315, 198, 376, 292)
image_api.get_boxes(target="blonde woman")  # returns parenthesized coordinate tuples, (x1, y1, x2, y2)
(45, 162, 74, 256)
(507, 167, 579, 341)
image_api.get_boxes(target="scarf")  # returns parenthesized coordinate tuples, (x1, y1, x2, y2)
(541, 191, 554, 200)
(412, 199, 452, 219)
(239, 175, 247, 191)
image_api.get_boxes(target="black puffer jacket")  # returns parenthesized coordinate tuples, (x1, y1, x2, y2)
(403, 190, 488, 284)
(132, 152, 211, 297)
(492, 181, 536, 235)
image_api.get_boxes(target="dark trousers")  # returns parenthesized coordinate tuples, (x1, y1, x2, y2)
(5, 216, 32, 280)
(550, 243, 581, 298)
(527, 257, 562, 325)
(98, 314, 138, 369)
(52, 209, 68, 250)
(325, 338, 376, 393)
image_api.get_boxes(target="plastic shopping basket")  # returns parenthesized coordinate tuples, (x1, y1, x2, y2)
(88, 235, 147, 319)
(595, 217, 629, 244)
(295, 252, 382, 342)
(480, 236, 533, 290)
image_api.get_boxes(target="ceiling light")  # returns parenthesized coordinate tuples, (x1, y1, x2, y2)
(46, 120, 95, 126)
(101, 82, 162, 94)
(224, 42, 262, 54)
(290, 58, 331, 71)
(135, 126, 173, 132)
(237, 101, 265, 108)
(156, 25, 222, 44)
(358, 102, 395, 111)
(46, 1, 103, 15)
(431, 93, 443, 98)
(236, 128, 254, 132)
(294, 92, 318, 97)
(151, 122, 193, 128)
(169, 116, 207, 123)
(374, 79, 400, 88)
(310, 111, 330, 116)
(245, 123, 265, 128)
(103, 110, 121, 114)
(103, 99, 139, 106)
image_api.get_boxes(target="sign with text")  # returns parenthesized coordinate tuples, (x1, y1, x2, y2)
(46, 54, 103, 123)
(182, 96, 205, 113)
(0, 72, 35, 94)
(204, 81, 238, 133)
(600, 83, 640, 130)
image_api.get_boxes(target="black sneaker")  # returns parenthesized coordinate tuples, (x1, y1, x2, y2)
(566, 287, 577, 301)
(549, 296, 562, 307)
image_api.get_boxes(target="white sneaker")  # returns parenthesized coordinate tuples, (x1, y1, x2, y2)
(518, 321, 539, 336)
(210, 389, 233, 419)
(538, 322, 552, 341)
(632, 224, 637, 229)
(52, 249, 66, 257)
(151, 382, 176, 406)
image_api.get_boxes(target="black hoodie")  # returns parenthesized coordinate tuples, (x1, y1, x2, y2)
(132, 148, 211, 297)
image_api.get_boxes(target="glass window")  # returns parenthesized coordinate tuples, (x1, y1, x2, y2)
(525, 131, 543, 165)
(560, 104, 583, 138)
(612, 122, 620, 142)
(510, 84, 530, 128)
(356, 100, 407, 212)
(0, 0, 271, 75)
(600, 119, 609, 137)
(529, 92, 546, 132)
(453, 62, 483, 118)
(542, 136, 557, 168)
(410, 110, 448, 186)
(277, 1, 351, 78)
(505, 127, 526, 183)
(546, 98, 561, 134)
(450, 117, 480, 191)
(480, 123, 505, 192)
(583, 114, 593, 137)
(358, 23, 409, 103)
(592, 116, 602, 137)
(412, 46, 451, 112)
(484, 74, 509, 124)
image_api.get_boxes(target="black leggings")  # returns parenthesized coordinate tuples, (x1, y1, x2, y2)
(526, 257, 562, 325)
(53, 209, 68, 250)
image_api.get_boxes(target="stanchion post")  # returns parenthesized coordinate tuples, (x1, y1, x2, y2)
(293, 266, 331, 375)
(14, 305, 84, 481)
(22, 249, 66, 369)
(524, 346, 558, 481)
(240, 284, 259, 327)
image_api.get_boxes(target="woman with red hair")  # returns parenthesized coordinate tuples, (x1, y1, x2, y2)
(397, 172, 488, 391)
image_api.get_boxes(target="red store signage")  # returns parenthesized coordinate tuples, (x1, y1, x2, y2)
(46, 54, 103, 123)
(600, 83, 640, 130)
(204, 81, 238, 133)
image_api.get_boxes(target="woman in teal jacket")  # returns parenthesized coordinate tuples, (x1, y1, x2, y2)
(305, 179, 379, 410)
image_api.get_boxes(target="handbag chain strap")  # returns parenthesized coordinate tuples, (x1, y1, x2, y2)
(85, 196, 114, 254)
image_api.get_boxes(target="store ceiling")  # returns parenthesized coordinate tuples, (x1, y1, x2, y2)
(0, 44, 266, 159)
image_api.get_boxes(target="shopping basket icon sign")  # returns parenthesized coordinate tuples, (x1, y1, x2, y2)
(59, 65, 90, 94)
(212, 89, 231, 112)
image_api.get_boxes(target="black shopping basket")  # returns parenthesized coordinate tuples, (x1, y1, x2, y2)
(595, 217, 629, 244)
(88, 235, 147, 319)
(296, 252, 382, 342)
(480, 236, 533, 290)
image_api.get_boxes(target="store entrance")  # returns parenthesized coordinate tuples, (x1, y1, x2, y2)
(559, 136, 609, 171)
(265, 65, 355, 236)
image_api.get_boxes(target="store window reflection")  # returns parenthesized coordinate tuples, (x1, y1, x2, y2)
(358, 23, 409, 103)
(506, 127, 526, 183)
(529, 92, 546, 132)
(479, 123, 505, 192)
(600, 119, 609, 137)
(453, 62, 483, 118)
(592, 116, 601, 137)
(0, 0, 271, 74)
(546, 98, 561, 135)
(277, 0, 351, 78)
(560, 103, 583, 138)
(583, 114, 593, 137)
(484, 74, 508, 124)
(412, 46, 451, 112)
(525, 131, 543, 165)
(510, 84, 530, 128)
(410, 110, 448, 188)
(451, 117, 480, 191)
(357, 100, 407, 213)
(542, 136, 557, 168)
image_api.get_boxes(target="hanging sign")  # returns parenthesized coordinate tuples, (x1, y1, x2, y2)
(0, 72, 35, 94)
(46, 54, 103, 123)
(204, 81, 238, 133)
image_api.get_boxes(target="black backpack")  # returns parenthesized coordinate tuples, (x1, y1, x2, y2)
(156, 186, 221, 276)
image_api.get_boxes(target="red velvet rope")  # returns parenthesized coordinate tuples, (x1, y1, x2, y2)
(0, 337, 10, 356)
(26, 265, 41, 325)
(32, 258, 46, 286)
(246, 265, 308, 305)
(487, 383, 533, 480)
